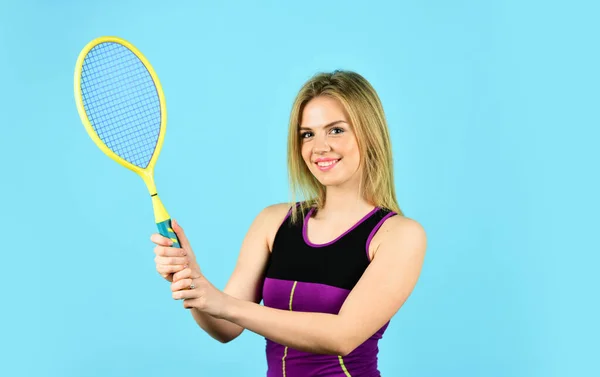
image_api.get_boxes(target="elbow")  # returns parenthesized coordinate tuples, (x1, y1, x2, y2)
(215, 336, 233, 344)
(329, 322, 362, 356)
(337, 345, 354, 357)
(334, 338, 359, 357)
(336, 344, 354, 357)
(317, 337, 353, 356)
(206, 326, 244, 344)
(209, 331, 239, 344)
(213, 332, 240, 344)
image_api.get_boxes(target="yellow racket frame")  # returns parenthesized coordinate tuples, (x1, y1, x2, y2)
(74, 36, 179, 246)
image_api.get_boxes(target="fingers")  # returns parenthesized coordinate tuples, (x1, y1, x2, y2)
(156, 264, 186, 275)
(173, 267, 204, 284)
(172, 285, 198, 300)
(171, 219, 191, 250)
(150, 233, 173, 246)
(171, 278, 194, 291)
(182, 298, 200, 310)
(172, 267, 192, 282)
(154, 248, 187, 279)
(154, 255, 187, 266)
(154, 244, 187, 257)
(152, 222, 197, 284)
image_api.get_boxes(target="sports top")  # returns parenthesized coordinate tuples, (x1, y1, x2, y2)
(261, 203, 398, 377)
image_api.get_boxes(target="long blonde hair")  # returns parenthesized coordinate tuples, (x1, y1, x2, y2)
(287, 70, 403, 222)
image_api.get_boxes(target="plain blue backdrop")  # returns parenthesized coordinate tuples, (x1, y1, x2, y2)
(1, 0, 598, 376)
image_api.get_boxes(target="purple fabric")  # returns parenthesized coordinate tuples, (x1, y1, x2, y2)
(262, 277, 388, 377)
(365, 212, 397, 260)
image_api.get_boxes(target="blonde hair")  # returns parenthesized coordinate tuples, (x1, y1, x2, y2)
(287, 70, 403, 222)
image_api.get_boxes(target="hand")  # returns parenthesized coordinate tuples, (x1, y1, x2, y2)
(171, 268, 229, 318)
(151, 219, 201, 282)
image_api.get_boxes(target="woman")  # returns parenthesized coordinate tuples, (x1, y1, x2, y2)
(152, 70, 427, 376)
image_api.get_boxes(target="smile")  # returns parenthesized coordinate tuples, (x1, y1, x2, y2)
(315, 159, 340, 171)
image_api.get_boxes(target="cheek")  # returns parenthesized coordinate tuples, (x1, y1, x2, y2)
(351, 145, 361, 161)
(342, 141, 361, 168)
(337, 138, 359, 160)
(301, 143, 312, 164)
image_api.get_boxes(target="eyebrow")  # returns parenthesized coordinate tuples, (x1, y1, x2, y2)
(299, 120, 348, 130)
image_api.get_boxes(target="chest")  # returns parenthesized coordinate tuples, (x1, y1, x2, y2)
(265, 224, 371, 291)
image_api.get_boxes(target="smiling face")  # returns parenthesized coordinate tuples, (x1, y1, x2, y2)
(299, 96, 362, 188)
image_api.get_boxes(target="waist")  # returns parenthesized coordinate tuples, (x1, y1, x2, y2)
(265, 339, 381, 377)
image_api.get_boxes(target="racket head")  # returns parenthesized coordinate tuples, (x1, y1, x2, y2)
(74, 36, 167, 179)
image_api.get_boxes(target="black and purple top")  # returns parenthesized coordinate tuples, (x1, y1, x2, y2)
(262, 203, 398, 377)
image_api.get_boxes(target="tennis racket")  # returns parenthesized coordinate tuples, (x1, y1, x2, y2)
(74, 36, 181, 248)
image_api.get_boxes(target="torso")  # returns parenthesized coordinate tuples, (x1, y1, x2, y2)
(261, 203, 398, 377)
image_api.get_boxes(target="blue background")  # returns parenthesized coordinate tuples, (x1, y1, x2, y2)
(1, 0, 598, 376)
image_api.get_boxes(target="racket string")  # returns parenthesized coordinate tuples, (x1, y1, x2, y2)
(80, 42, 162, 169)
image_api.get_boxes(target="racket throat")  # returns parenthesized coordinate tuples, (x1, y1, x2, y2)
(140, 171, 170, 223)
(151, 193, 171, 224)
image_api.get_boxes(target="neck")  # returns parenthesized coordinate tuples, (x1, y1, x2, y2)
(319, 181, 373, 217)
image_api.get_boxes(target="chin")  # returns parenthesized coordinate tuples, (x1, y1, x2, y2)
(313, 173, 350, 187)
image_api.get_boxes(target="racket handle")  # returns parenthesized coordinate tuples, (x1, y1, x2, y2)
(157, 219, 181, 249)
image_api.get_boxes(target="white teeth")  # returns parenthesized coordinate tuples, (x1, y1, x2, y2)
(317, 160, 338, 167)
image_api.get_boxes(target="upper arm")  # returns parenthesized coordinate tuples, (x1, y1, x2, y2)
(222, 203, 292, 304)
(336, 216, 427, 354)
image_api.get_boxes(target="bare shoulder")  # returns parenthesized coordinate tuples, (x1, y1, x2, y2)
(257, 202, 293, 225)
(370, 215, 427, 259)
(256, 202, 295, 251)
(263, 202, 294, 216)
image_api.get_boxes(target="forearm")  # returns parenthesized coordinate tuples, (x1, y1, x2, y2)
(190, 308, 243, 343)
(220, 296, 347, 355)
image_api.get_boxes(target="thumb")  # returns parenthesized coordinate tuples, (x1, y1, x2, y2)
(171, 219, 192, 251)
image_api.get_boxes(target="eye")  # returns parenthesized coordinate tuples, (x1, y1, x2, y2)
(300, 131, 313, 139)
(330, 127, 344, 135)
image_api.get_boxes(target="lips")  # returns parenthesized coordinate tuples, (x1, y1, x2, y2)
(314, 158, 340, 171)
(317, 159, 337, 166)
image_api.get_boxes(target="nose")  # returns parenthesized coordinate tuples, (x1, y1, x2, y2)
(312, 133, 331, 154)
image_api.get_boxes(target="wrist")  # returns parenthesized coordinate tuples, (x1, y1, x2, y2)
(220, 294, 242, 321)
(190, 265, 202, 279)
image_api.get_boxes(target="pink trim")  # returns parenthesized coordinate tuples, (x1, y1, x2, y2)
(303, 207, 380, 248)
(366, 212, 397, 261)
